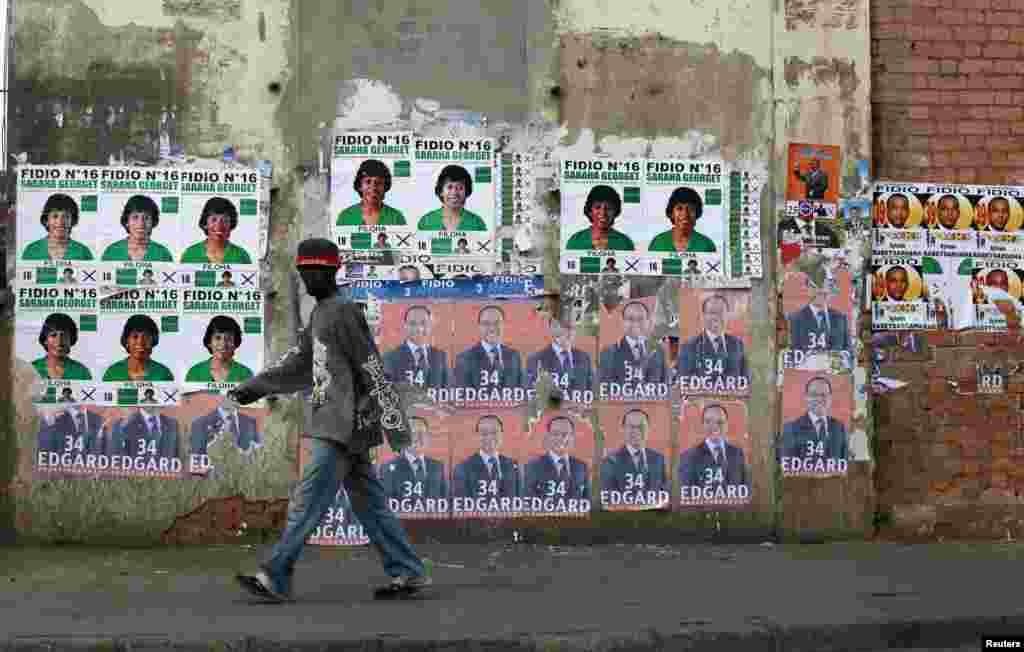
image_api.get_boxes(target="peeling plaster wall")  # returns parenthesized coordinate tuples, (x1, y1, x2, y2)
(3, 0, 875, 543)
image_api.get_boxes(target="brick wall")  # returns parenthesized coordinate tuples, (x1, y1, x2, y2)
(872, 0, 1024, 539)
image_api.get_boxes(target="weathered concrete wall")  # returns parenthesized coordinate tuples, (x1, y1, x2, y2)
(2, 0, 875, 543)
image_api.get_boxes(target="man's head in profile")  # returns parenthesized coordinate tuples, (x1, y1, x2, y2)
(548, 316, 576, 351)
(805, 376, 833, 419)
(403, 306, 432, 347)
(478, 415, 503, 455)
(990, 197, 1011, 231)
(622, 301, 651, 341)
(622, 408, 648, 450)
(986, 269, 1011, 295)
(701, 294, 729, 338)
(398, 265, 420, 282)
(406, 416, 430, 457)
(886, 194, 911, 228)
(938, 194, 960, 229)
(545, 416, 575, 456)
(478, 305, 505, 347)
(885, 266, 910, 301)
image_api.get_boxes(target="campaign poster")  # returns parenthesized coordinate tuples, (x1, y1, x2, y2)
(445, 300, 543, 405)
(596, 295, 671, 402)
(731, 169, 763, 278)
(330, 132, 415, 253)
(676, 289, 752, 397)
(382, 253, 497, 280)
(840, 198, 870, 230)
(871, 185, 928, 255)
(410, 137, 496, 258)
(177, 169, 261, 290)
(869, 255, 943, 330)
(780, 144, 841, 252)
(598, 402, 671, 511)
(559, 158, 643, 275)
(96, 289, 182, 407)
(782, 263, 853, 361)
(296, 436, 369, 546)
(96, 167, 182, 287)
(524, 293, 597, 405)
(34, 404, 185, 479)
(179, 289, 264, 394)
(966, 259, 1024, 331)
(15, 304, 101, 405)
(786, 143, 840, 205)
(179, 390, 268, 475)
(778, 367, 853, 477)
(16, 166, 100, 286)
(450, 407, 526, 518)
(678, 399, 752, 508)
(642, 159, 727, 277)
(374, 301, 453, 394)
(375, 405, 451, 519)
(521, 409, 594, 517)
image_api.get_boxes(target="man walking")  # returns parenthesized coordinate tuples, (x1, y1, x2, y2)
(231, 238, 430, 602)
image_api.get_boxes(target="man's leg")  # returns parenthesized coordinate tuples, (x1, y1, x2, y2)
(238, 437, 342, 601)
(343, 449, 427, 594)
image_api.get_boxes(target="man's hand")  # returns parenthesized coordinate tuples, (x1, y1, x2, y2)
(225, 386, 259, 407)
(872, 271, 886, 301)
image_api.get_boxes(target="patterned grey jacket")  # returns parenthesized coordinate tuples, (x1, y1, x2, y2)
(235, 295, 411, 453)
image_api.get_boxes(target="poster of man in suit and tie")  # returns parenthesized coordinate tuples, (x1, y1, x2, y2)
(779, 369, 852, 476)
(598, 403, 670, 511)
(377, 409, 451, 518)
(783, 265, 852, 360)
(677, 289, 751, 397)
(525, 310, 596, 404)
(450, 301, 542, 403)
(379, 303, 452, 393)
(106, 407, 184, 477)
(451, 410, 525, 518)
(35, 405, 108, 457)
(188, 401, 263, 469)
(597, 296, 670, 401)
(787, 144, 838, 204)
(522, 410, 594, 517)
(678, 400, 752, 507)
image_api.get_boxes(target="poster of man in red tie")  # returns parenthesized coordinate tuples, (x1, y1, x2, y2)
(598, 402, 670, 511)
(676, 289, 751, 397)
(596, 295, 670, 402)
(450, 407, 527, 518)
(678, 399, 751, 508)
(779, 368, 852, 477)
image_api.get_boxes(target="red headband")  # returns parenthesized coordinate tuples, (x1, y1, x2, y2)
(295, 255, 341, 267)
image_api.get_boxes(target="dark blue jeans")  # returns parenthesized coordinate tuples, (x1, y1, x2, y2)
(262, 437, 424, 593)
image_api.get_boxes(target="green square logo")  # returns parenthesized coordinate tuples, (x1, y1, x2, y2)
(502, 237, 514, 251)
(431, 239, 453, 255)
(662, 258, 682, 276)
(195, 271, 217, 287)
(161, 196, 179, 214)
(117, 387, 139, 406)
(79, 314, 98, 332)
(475, 167, 492, 184)
(35, 267, 57, 285)
(705, 189, 722, 206)
(116, 268, 138, 286)
(161, 316, 179, 333)
(623, 187, 641, 204)
(244, 317, 262, 334)
(351, 232, 372, 250)
(393, 160, 411, 178)
(80, 195, 98, 212)
(580, 257, 601, 274)
(239, 199, 258, 216)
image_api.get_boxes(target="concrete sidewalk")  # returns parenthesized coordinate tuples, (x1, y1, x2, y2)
(2, 542, 1023, 651)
